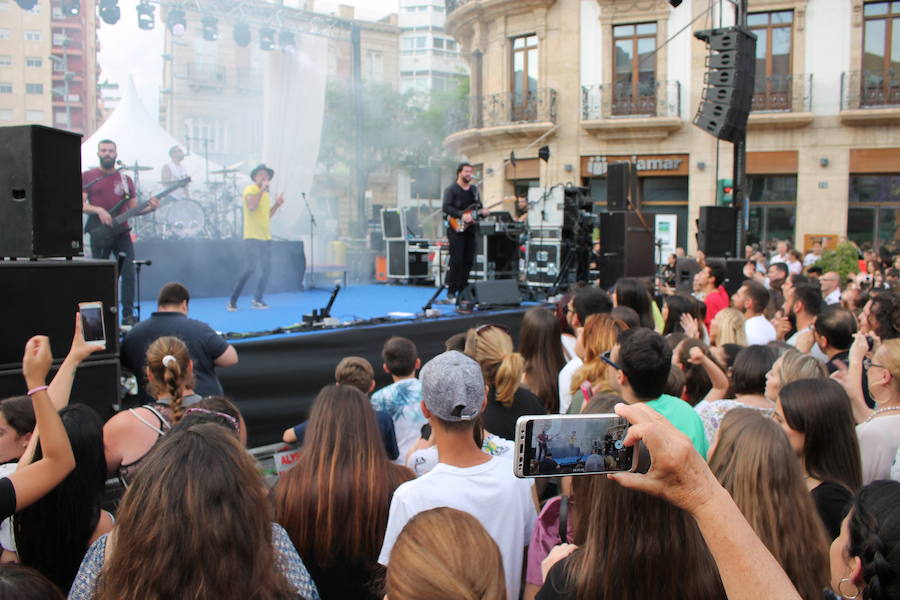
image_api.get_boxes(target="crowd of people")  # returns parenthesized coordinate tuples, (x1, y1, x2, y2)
(0, 238, 898, 600)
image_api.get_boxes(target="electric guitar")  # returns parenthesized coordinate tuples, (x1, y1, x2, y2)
(85, 177, 191, 246)
(447, 200, 506, 232)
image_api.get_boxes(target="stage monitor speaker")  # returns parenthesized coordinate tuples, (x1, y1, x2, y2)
(723, 257, 749, 297)
(0, 125, 84, 258)
(606, 162, 636, 211)
(0, 259, 119, 369)
(698, 206, 737, 257)
(0, 358, 120, 421)
(598, 212, 655, 289)
(460, 279, 521, 307)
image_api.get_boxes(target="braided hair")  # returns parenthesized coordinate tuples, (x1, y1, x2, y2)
(848, 481, 900, 600)
(145, 336, 194, 422)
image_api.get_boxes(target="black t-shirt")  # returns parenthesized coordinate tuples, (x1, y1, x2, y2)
(811, 480, 853, 540)
(442, 182, 480, 219)
(120, 311, 231, 402)
(537, 556, 578, 600)
(482, 386, 546, 441)
(0, 477, 15, 521)
(307, 562, 382, 600)
(825, 351, 850, 375)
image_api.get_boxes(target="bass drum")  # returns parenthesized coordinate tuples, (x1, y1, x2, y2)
(158, 200, 206, 239)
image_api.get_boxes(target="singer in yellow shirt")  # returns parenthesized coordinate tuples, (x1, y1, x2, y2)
(227, 163, 285, 310)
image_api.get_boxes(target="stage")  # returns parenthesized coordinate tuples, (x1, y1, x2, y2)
(131, 284, 535, 447)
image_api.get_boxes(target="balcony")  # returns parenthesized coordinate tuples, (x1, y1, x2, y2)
(185, 63, 226, 91)
(444, 88, 558, 152)
(840, 70, 900, 126)
(747, 73, 814, 130)
(581, 80, 682, 142)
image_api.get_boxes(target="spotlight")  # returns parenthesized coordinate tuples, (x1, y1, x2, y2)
(14, 0, 37, 10)
(259, 27, 275, 51)
(279, 30, 296, 55)
(668, 0, 683, 6)
(201, 15, 218, 41)
(136, 0, 155, 30)
(538, 145, 550, 162)
(166, 7, 186, 36)
(61, 0, 80, 17)
(98, 0, 119, 24)
(233, 22, 251, 47)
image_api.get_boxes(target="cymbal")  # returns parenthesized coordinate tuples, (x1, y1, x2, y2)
(225, 161, 243, 170)
(127, 164, 154, 172)
(210, 167, 239, 175)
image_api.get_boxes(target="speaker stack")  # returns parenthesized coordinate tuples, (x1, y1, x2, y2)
(697, 206, 738, 258)
(0, 125, 121, 419)
(693, 27, 758, 143)
(596, 162, 654, 289)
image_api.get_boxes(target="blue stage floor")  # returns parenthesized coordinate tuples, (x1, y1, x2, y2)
(135, 284, 457, 338)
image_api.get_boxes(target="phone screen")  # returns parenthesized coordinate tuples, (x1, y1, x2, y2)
(80, 304, 105, 344)
(519, 415, 634, 477)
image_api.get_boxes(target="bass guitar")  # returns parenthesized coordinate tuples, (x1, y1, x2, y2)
(447, 199, 506, 233)
(85, 177, 191, 246)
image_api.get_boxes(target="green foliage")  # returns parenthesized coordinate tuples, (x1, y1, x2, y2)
(816, 242, 862, 281)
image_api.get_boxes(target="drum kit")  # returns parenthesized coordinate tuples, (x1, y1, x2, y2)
(126, 161, 245, 241)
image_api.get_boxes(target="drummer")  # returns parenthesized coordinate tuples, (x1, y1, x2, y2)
(161, 145, 190, 200)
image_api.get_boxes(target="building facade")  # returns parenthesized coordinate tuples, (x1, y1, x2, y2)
(0, 0, 99, 135)
(445, 0, 900, 254)
(399, 0, 468, 94)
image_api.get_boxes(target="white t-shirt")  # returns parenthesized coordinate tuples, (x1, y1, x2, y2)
(857, 414, 900, 484)
(406, 433, 515, 477)
(803, 252, 821, 267)
(558, 356, 583, 414)
(560, 334, 577, 362)
(744, 315, 776, 346)
(825, 288, 841, 306)
(787, 327, 829, 362)
(378, 456, 536, 600)
(770, 253, 789, 266)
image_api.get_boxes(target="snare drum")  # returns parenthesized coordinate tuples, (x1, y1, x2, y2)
(158, 199, 206, 238)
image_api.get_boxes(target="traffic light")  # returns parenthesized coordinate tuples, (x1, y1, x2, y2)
(717, 179, 734, 206)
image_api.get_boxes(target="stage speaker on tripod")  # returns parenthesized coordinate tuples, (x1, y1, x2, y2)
(693, 27, 757, 143)
(697, 206, 737, 257)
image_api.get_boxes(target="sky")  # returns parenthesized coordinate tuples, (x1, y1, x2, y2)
(97, 0, 400, 126)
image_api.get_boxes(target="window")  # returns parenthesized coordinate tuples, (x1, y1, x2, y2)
(26, 83, 43, 94)
(861, 2, 900, 107)
(748, 11, 793, 111)
(446, 40, 457, 52)
(25, 110, 44, 122)
(25, 30, 42, 41)
(746, 175, 797, 250)
(612, 23, 657, 116)
(0, 1, 10, 11)
(511, 34, 539, 120)
(0, 83, 12, 94)
(415, 36, 426, 49)
(402, 37, 415, 50)
(0, 108, 12, 121)
(26, 57, 42, 67)
(848, 175, 900, 248)
(0, 29, 11, 40)
(54, 111, 69, 126)
(0, 55, 11, 67)
(434, 38, 444, 49)
(364, 49, 384, 81)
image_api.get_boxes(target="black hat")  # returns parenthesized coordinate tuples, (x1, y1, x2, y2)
(250, 163, 274, 181)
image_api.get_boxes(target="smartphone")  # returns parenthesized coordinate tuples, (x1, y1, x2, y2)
(513, 413, 639, 478)
(78, 301, 106, 347)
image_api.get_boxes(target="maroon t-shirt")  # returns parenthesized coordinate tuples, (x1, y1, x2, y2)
(82, 168, 136, 228)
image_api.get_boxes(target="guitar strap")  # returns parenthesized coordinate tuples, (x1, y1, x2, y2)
(115, 171, 132, 216)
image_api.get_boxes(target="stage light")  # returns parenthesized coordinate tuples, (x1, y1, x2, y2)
(279, 30, 296, 55)
(14, 0, 37, 11)
(201, 15, 218, 41)
(538, 145, 550, 162)
(166, 7, 186, 36)
(233, 22, 251, 47)
(668, 0, 683, 6)
(98, 0, 120, 24)
(136, 0, 155, 30)
(259, 27, 276, 51)
(61, 0, 80, 17)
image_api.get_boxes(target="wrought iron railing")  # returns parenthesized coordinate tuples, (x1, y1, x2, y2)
(841, 70, 900, 110)
(448, 88, 558, 133)
(581, 80, 681, 120)
(751, 73, 812, 112)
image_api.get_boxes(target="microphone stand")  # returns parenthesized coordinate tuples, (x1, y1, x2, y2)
(422, 283, 446, 314)
(133, 259, 152, 322)
(302, 192, 316, 290)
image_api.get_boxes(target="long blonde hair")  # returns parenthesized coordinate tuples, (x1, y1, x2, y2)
(145, 336, 194, 421)
(385, 507, 506, 600)
(778, 349, 827, 384)
(712, 308, 747, 346)
(570, 314, 628, 395)
(465, 326, 523, 407)
(709, 409, 830, 600)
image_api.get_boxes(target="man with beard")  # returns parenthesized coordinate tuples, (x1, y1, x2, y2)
(441, 163, 489, 303)
(82, 139, 159, 326)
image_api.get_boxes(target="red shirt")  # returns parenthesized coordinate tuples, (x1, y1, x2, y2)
(82, 168, 136, 226)
(704, 285, 730, 327)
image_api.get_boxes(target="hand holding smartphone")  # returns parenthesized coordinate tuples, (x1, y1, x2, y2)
(514, 414, 640, 478)
(77, 302, 106, 347)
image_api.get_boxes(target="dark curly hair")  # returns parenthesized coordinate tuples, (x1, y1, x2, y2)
(868, 293, 900, 340)
(847, 480, 900, 600)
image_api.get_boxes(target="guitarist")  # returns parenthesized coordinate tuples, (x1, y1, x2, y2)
(441, 162, 490, 302)
(82, 139, 159, 327)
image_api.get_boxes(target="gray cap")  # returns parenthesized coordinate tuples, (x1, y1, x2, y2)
(420, 350, 484, 421)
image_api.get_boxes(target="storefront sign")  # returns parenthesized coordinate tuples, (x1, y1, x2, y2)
(583, 154, 689, 177)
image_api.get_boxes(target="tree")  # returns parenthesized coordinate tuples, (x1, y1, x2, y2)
(817, 241, 863, 282)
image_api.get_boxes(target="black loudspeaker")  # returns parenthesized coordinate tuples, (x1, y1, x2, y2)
(0, 259, 119, 369)
(698, 206, 737, 257)
(599, 212, 655, 289)
(723, 258, 749, 296)
(460, 279, 521, 307)
(693, 27, 757, 143)
(606, 162, 637, 211)
(676, 257, 701, 292)
(0, 125, 84, 258)
(0, 358, 120, 421)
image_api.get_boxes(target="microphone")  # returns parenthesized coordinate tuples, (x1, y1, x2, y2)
(116, 160, 124, 166)
(133, 259, 152, 266)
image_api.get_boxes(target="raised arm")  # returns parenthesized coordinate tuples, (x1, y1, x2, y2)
(47, 312, 105, 411)
(8, 337, 76, 514)
(246, 182, 268, 211)
(688, 346, 730, 403)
